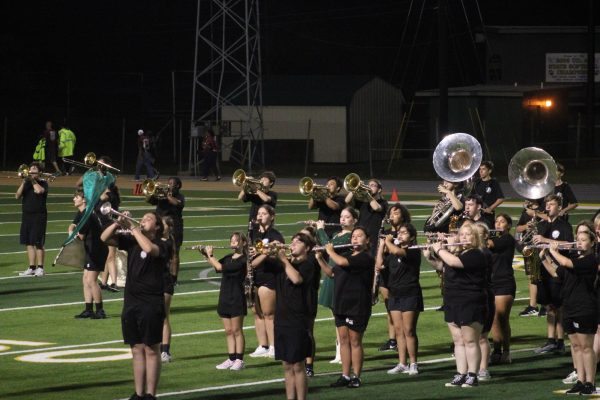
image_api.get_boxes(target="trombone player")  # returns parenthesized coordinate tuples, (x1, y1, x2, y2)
(16, 162, 49, 277)
(306, 176, 345, 239)
(237, 171, 277, 222)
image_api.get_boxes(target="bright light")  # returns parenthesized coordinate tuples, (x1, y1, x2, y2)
(544, 100, 552, 108)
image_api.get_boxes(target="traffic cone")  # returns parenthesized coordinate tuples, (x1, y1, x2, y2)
(390, 188, 399, 202)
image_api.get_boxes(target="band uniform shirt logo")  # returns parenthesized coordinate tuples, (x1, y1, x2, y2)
(486, 186, 492, 194)
(556, 192, 563, 198)
(345, 317, 354, 325)
(140, 251, 147, 259)
(262, 238, 270, 244)
(551, 230, 560, 239)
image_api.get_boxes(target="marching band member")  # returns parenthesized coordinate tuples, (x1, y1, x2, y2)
(423, 180, 464, 234)
(160, 217, 176, 363)
(317, 227, 374, 389)
(473, 161, 504, 222)
(487, 213, 516, 364)
(553, 163, 578, 222)
(101, 211, 169, 400)
(248, 204, 284, 358)
(345, 178, 387, 255)
(274, 233, 318, 400)
(16, 162, 48, 277)
(426, 223, 487, 388)
(99, 157, 122, 293)
(378, 203, 412, 353)
(203, 232, 248, 371)
(540, 231, 597, 395)
(532, 194, 573, 355)
(238, 171, 277, 222)
(462, 195, 494, 229)
(316, 207, 358, 364)
(377, 223, 422, 376)
(307, 176, 345, 238)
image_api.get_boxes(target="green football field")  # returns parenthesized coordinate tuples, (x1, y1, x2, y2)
(1, 182, 599, 400)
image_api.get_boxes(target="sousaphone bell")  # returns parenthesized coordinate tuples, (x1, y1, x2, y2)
(508, 147, 557, 199)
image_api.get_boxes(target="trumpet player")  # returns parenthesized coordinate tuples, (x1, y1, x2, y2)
(202, 232, 248, 371)
(376, 223, 422, 376)
(147, 177, 184, 284)
(307, 176, 345, 238)
(531, 194, 574, 355)
(238, 171, 277, 221)
(16, 162, 48, 277)
(345, 178, 387, 255)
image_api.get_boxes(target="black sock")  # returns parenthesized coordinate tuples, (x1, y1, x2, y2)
(468, 372, 477, 377)
(162, 344, 170, 354)
(557, 339, 564, 346)
(229, 353, 235, 361)
(262, 345, 269, 350)
(85, 303, 93, 312)
(36, 265, 43, 270)
(306, 363, 313, 369)
(95, 302, 103, 312)
(548, 338, 557, 344)
(389, 339, 397, 346)
(30, 265, 36, 270)
(235, 353, 244, 360)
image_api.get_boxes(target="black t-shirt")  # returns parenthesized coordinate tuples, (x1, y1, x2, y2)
(490, 233, 516, 289)
(315, 194, 345, 238)
(424, 195, 465, 234)
(252, 227, 285, 286)
(305, 252, 321, 318)
(73, 209, 109, 268)
(385, 248, 422, 297)
(554, 182, 577, 209)
(474, 178, 504, 211)
(217, 254, 247, 316)
(557, 254, 598, 318)
(106, 185, 121, 210)
(274, 257, 318, 328)
(119, 235, 168, 306)
(354, 198, 388, 254)
(149, 193, 185, 227)
(21, 180, 48, 213)
(244, 190, 277, 221)
(537, 217, 574, 279)
(333, 251, 374, 316)
(443, 248, 487, 303)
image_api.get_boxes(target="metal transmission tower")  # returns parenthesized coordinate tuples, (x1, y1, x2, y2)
(189, 0, 264, 175)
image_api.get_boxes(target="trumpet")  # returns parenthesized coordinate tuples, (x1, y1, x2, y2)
(99, 202, 139, 225)
(312, 243, 356, 252)
(409, 241, 472, 250)
(184, 244, 235, 251)
(233, 169, 267, 194)
(343, 173, 372, 202)
(10, 164, 57, 182)
(62, 152, 121, 173)
(296, 220, 342, 227)
(142, 179, 170, 199)
(298, 177, 330, 201)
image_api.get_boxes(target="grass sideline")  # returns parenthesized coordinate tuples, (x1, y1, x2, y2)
(1, 183, 599, 400)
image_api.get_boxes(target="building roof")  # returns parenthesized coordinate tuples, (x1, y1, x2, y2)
(415, 83, 577, 98)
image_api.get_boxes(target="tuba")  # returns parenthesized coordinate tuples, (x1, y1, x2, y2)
(343, 173, 372, 202)
(426, 133, 482, 230)
(232, 169, 266, 194)
(142, 179, 170, 200)
(299, 177, 329, 201)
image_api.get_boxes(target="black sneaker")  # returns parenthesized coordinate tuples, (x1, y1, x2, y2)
(445, 373, 466, 387)
(378, 339, 397, 352)
(128, 394, 143, 400)
(330, 375, 351, 387)
(142, 395, 157, 400)
(580, 382, 596, 395)
(99, 283, 109, 291)
(348, 376, 361, 388)
(107, 284, 120, 292)
(538, 306, 547, 317)
(461, 373, 479, 388)
(566, 380, 585, 395)
(93, 310, 107, 319)
(305, 366, 314, 377)
(518, 306, 539, 317)
(75, 310, 94, 319)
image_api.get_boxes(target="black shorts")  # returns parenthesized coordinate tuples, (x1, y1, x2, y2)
(163, 274, 175, 296)
(536, 279, 562, 308)
(274, 325, 311, 364)
(121, 302, 165, 346)
(482, 291, 496, 334)
(379, 268, 390, 289)
(20, 213, 47, 247)
(444, 302, 486, 327)
(563, 315, 597, 335)
(492, 283, 516, 297)
(388, 294, 424, 313)
(84, 261, 104, 272)
(334, 314, 370, 334)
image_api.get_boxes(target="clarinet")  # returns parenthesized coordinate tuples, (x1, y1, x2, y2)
(244, 220, 256, 308)
(371, 218, 388, 305)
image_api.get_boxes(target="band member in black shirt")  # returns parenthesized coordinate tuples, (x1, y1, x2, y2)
(204, 232, 248, 371)
(238, 171, 277, 221)
(473, 161, 504, 221)
(71, 189, 110, 319)
(540, 231, 597, 395)
(101, 211, 168, 400)
(100, 178, 122, 293)
(532, 194, 574, 355)
(248, 204, 284, 358)
(554, 163, 578, 222)
(308, 176, 345, 238)
(318, 227, 374, 389)
(423, 180, 464, 234)
(487, 213, 516, 364)
(462, 195, 494, 229)
(273, 233, 317, 400)
(16, 162, 48, 277)
(377, 223, 422, 376)
(160, 217, 176, 363)
(147, 177, 184, 285)
(427, 223, 487, 388)
(345, 178, 387, 256)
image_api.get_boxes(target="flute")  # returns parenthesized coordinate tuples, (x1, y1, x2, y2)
(408, 241, 472, 250)
(297, 220, 342, 227)
(312, 243, 356, 252)
(184, 245, 235, 251)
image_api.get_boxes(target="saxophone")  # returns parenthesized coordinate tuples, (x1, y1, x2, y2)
(520, 213, 541, 283)
(244, 221, 263, 316)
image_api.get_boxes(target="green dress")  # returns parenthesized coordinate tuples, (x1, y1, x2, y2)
(317, 229, 351, 309)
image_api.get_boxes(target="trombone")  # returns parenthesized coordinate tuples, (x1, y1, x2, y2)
(343, 173, 372, 202)
(11, 164, 56, 182)
(232, 169, 266, 194)
(99, 202, 139, 225)
(298, 177, 330, 201)
(63, 152, 121, 173)
(142, 179, 170, 199)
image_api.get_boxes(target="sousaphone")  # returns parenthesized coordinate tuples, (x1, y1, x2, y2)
(508, 147, 557, 200)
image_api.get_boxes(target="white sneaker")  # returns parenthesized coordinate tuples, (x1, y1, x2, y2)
(267, 346, 275, 358)
(19, 267, 36, 276)
(407, 363, 419, 376)
(563, 370, 578, 384)
(387, 363, 409, 374)
(230, 359, 245, 370)
(329, 357, 342, 364)
(161, 352, 172, 363)
(249, 346, 269, 358)
(478, 369, 491, 381)
(216, 359, 235, 369)
(34, 268, 45, 277)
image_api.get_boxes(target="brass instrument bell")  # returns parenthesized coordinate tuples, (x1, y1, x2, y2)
(142, 179, 170, 199)
(298, 177, 329, 200)
(508, 147, 557, 200)
(232, 169, 266, 194)
(433, 132, 483, 183)
(343, 173, 372, 202)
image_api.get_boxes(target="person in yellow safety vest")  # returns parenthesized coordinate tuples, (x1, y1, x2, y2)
(58, 126, 77, 175)
(33, 138, 46, 168)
